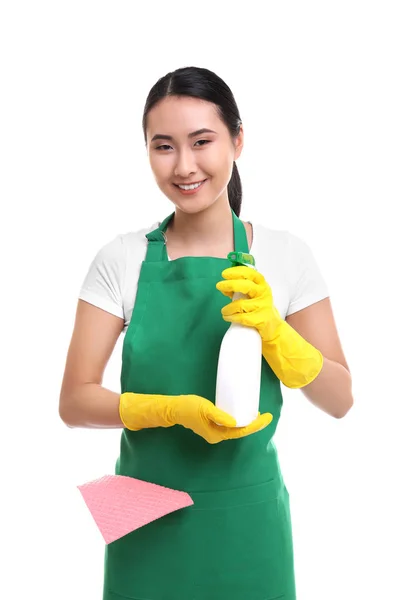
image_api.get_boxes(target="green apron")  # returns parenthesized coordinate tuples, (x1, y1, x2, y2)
(103, 210, 296, 600)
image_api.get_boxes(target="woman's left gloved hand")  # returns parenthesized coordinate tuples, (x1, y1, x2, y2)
(216, 266, 323, 389)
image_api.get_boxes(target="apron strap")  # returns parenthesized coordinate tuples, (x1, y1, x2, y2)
(232, 209, 249, 254)
(145, 213, 174, 262)
(145, 209, 249, 262)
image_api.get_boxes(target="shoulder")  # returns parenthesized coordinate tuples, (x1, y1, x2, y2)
(251, 222, 319, 265)
(79, 221, 159, 320)
(250, 221, 329, 315)
(250, 223, 291, 271)
(251, 222, 291, 250)
(252, 221, 312, 247)
(81, 220, 159, 289)
(95, 221, 159, 262)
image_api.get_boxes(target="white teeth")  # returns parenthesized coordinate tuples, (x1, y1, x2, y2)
(178, 181, 203, 190)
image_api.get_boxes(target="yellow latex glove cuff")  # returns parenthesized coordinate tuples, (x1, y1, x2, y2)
(119, 392, 273, 444)
(216, 266, 323, 389)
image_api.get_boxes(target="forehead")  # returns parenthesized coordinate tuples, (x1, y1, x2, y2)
(146, 96, 221, 136)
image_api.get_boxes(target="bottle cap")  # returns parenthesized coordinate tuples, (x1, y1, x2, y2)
(227, 251, 256, 267)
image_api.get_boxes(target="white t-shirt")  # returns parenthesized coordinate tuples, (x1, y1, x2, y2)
(78, 221, 329, 334)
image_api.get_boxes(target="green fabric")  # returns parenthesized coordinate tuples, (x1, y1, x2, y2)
(103, 210, 296, 599)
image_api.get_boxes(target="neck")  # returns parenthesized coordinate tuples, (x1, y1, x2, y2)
(168, 198, 235, 246)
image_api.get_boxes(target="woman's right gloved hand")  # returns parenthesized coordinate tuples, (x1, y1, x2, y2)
(119, 392, 273, 444)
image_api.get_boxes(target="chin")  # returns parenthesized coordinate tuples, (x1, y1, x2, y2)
(167, 194, 216, 216)
(176, 202, 211, 215)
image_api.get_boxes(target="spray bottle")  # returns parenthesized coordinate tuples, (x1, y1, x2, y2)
(215, 251, 262, 427)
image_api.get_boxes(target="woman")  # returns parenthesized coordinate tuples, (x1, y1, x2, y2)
(59, 66, 353, 600)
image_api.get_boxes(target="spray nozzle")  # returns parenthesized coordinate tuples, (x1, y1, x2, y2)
(227, 251, 256, 268)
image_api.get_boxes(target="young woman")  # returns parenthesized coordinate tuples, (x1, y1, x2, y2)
(59, 66, 353, 600)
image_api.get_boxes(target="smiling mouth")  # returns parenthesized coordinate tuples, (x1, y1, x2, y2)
(172, 179, 208, 195)
(173, 179, 207, 188)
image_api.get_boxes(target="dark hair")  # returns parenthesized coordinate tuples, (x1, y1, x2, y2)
(142, 66, 243, 216)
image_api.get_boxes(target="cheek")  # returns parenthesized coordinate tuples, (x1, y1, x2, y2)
(149, 154, 170, 181)
(207, 145, 233, 173)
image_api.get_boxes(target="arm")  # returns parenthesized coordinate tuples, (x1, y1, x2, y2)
(217, 268, 354, 420)
(59, 301, 272, 440)
(59, 299, 125, 428)
(286, 298, 353, 419)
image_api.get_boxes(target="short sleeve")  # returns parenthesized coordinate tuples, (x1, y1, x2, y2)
(286, 233, 330, 316)
(78, 235, 126, 320)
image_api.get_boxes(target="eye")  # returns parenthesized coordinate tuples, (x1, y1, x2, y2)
(155, 140, 211, 151)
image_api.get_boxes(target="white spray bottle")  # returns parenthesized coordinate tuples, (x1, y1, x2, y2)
(215, 251, 262, 427)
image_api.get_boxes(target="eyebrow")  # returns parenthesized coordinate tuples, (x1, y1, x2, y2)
(150, 128, 217, 142)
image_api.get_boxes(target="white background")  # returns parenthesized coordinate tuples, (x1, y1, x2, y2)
(1, 1, 399, 599)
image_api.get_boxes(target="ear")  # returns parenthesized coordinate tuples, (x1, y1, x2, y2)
(234, 124, 244, 161)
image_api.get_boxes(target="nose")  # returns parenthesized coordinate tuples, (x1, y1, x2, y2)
(174, 148, 197, 178)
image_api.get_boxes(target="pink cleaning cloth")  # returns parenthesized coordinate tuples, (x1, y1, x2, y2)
(77, 474, 194, 544)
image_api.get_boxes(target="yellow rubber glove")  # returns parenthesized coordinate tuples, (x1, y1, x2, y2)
(119, 392, 273, 444)
(216, 266, 323, 389)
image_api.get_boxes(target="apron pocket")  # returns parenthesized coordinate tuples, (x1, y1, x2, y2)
(104, 480, 296, 600)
